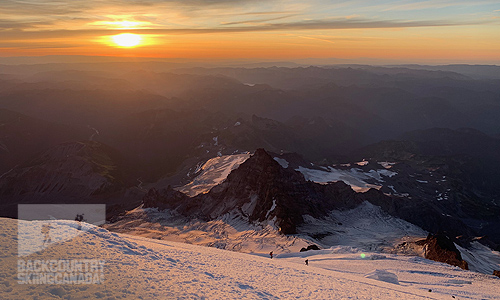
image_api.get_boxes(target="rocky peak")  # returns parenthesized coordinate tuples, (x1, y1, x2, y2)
(223, 148, 306, 187)
(422, 233, 469, 270)
(143, 149, 370, 234)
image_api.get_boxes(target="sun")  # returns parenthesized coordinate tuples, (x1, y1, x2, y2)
(111, 33, 142, 47)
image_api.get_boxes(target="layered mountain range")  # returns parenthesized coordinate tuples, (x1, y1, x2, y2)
(1, 62, 499, 271)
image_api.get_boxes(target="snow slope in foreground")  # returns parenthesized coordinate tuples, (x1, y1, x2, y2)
(1, 218, 499, 299)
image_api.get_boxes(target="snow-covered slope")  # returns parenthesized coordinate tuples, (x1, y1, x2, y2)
(457, 242, 500, 275)
(104, 202, 427, 255)
(104, 206, 309, 254)
(298, 202, 427, 252)
(296, 165, 396, 192)
(2, 217, 499, 299)
(176, 153, 250, 196)
(106, 201, 500, 278)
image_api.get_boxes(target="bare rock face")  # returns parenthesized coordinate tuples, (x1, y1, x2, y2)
(142, 187, 190, 213)
(300, 245, 320, 252)
(423, 233, 469, 270)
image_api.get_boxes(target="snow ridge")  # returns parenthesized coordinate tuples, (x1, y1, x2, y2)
(177, 153, 250, 196)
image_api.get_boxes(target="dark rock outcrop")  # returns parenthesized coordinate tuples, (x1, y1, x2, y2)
(423, 233, 469, 270)
(493, 270, 500, 278)
(300, 245, 321, 252)
(142, 186, 191, 213)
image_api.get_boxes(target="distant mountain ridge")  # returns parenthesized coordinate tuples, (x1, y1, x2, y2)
(0, 141, 141, 219)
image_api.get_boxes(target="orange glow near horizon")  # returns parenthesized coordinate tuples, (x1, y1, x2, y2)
(2, 27, 499, 64)
(1, 1, 500, 64)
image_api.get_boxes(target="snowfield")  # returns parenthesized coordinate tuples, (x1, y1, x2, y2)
(177, 154, 250, 197)
(103, 202, 424, 256)
(104, 207, 309, 254)
(104, 202, 500, 278)
(298, 202, 428, 252)
(296, 166, 396, 193)
(1, 217, 499, 299)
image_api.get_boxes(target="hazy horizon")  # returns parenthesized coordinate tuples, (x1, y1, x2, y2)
(0, 54, 499, 67)
(1, 1, 499, 64)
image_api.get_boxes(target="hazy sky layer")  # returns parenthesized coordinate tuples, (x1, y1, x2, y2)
(1, 0, 499, 63)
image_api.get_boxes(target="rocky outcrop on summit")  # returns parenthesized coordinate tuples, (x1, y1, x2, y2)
(143, 149, 388, 234)
(422, 233, 469, 270)
(199, 148, 365, 234)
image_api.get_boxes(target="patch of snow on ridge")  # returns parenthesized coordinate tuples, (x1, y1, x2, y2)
(378, 161, 396, 169)
(273, 157, 289, 168)
(296, 166, 396, 192)
(374, 169, 397, 178)
(177, 153, 250, 196)
(265, 198, 277, 219)
(356, 160, 369, 166)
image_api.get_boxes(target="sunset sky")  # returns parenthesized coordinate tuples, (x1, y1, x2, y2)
(1, 0, 500, 63)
